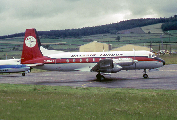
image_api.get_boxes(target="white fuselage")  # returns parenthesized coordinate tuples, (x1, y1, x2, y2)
(34, 48, 164, 72)
(0, 59, 30, 73)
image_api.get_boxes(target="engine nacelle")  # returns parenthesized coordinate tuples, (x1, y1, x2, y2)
(111, 64, 122, 73)
(98, 66, 122, 73)
(95, 59, 122, 73)
(113, 58, 137, 66)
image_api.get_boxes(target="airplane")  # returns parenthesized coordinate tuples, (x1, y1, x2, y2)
(0, 59, 31, 76)
(21, 28, 165, 80)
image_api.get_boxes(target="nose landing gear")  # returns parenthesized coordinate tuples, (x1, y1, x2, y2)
(143, 69, 148, 79)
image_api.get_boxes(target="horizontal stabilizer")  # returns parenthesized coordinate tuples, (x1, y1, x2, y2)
(26, 63, 44, 67)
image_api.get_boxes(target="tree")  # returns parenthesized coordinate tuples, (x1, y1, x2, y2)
(115, 36, 120, 41)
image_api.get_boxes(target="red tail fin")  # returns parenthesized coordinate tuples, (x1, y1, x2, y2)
(21, 29, 43, 64)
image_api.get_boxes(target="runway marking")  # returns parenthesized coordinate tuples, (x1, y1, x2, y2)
(82, 82, 94, 87)
(160, 70, 177, 71)
(61, 74, 83, 76)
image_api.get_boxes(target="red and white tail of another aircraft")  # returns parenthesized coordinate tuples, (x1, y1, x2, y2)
(21, 28, 165, 80)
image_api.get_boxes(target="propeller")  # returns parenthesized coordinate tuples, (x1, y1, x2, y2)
(133, 49, 138, 71)
(133, 49, 136, 70)
(134, 60, 138, 70)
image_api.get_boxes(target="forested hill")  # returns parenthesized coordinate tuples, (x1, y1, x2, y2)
(1, 16, 177, 39)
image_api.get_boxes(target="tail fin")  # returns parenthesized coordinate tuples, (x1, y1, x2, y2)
(21, 28, 43, 64)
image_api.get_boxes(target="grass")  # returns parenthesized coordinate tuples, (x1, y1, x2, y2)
(30, 68, 47, 73)
(160, 54, 177, 64)
(0, 84, 176, 120)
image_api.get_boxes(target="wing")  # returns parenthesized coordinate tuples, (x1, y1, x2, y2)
(90, 59, 122, 73)
(91, 58, 137, 73)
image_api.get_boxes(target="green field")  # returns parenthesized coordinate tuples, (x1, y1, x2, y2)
(160, 54, 177, 64)
(0, 29, 177, 64)
(0, 84, 176, 120)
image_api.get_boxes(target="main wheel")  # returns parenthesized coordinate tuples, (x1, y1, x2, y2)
(96, 74, 100, 79)
(143, 74, 148, 79)
(99, 75, 105, 81)
(22, 73, 25, 76)
(96, 74, 105, 81)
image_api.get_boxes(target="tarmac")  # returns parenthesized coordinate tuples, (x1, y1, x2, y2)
(0, 64, 177, 90)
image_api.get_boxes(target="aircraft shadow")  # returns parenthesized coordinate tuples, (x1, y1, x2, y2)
(0, 75, 20, 78)
(30, 76, 168, 85)
(90, 76, 167, 82)
(91, 78, 129, 82)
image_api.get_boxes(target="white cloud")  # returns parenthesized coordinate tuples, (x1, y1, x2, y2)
(0, 0, 177, 35)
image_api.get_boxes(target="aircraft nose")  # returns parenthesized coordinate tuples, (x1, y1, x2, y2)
(163, 60, 165, 65)
(161, 60, 165, 65)
(155, 57, 165, 65)
(160, 58, 165, 65)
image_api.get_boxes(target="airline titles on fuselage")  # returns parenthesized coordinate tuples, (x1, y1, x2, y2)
(71, 53, 123, 58)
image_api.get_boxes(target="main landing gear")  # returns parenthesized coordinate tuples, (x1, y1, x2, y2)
(22, 73, 25, 76)
(96, 73, 105, 81)
(143, 69, 148, 79)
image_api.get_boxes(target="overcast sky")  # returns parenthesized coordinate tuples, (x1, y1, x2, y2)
(0, 0, 177, 36)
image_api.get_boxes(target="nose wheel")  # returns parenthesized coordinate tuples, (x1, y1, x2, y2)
(143, 69, 148, 79)
(143, 74, 148, 78)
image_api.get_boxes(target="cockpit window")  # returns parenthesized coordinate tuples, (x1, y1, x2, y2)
(152, 54, 156, 58)
(149, 53, 156, 58)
